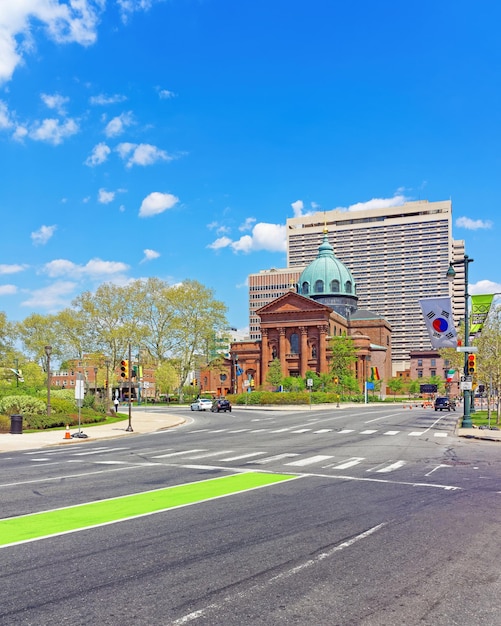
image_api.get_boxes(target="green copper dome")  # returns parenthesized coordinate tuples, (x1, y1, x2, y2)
(297, 231, 358, 318)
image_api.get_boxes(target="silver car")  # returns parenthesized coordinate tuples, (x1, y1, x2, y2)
(190, 398, 213, 411)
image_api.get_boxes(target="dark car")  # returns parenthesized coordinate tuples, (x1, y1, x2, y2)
(434, 397, 456, 411)
(211, 398, 232, 413)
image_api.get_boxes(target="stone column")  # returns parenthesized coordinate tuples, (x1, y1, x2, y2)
(300, 326, 308, 377)
(318, 324, 328, 373)
(261, 328, 269, 385)
(279, 327, 287, 375)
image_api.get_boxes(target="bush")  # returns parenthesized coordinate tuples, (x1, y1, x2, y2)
(0, 395, 46, 415)
(0, 414, 10, 433)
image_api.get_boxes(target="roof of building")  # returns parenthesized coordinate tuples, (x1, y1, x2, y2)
(297, 231, 356, 297)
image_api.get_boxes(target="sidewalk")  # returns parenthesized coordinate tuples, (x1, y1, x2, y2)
(0, 410, 186, 454)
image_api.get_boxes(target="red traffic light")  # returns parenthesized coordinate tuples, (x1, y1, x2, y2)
(467, 354, 476, 374)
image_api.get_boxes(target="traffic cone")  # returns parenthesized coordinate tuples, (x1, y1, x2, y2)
(64, 424, 71, 439)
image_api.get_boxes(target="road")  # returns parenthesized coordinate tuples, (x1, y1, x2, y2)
(1, 404, 501, 625)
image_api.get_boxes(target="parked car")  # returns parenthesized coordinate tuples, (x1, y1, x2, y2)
(434, 397, 456, 411)
(211, 398, 232, 413)
(190, 398, 213, 411)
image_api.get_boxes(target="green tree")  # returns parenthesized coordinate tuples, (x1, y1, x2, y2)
(387, 377, 404, 400)
(329, 336, 358, 380)
(266, 358, 283, 388)
(475, 305, 501, 424)
(154, 361, 180, 397)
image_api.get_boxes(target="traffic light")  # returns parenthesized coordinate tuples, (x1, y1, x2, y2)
(120, 360, 129, 378)
(467, 354, 476, 375)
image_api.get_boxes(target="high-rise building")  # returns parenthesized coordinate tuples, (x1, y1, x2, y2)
(286, 200, 463, 373)
(248, 268, 304, 340)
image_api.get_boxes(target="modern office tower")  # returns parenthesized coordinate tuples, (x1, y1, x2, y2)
(284, 199, 462, 373)
(248, 268, 304, 340)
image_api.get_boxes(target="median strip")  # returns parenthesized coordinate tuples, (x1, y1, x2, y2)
(0, 472, 296, 548)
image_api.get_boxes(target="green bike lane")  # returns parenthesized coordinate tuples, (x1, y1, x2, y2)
(0, 472, 299, 549)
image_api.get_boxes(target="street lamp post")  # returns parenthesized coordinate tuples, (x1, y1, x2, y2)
(447, 254, 474, 428)
(44, 345, 52, 417)
(94, 366, 98, 400)
(233, 354, 239, 394)
(105, 359, 110, 414)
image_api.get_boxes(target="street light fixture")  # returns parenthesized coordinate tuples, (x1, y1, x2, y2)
(44, 345, 52, 417)
(447, 254, 474, 428)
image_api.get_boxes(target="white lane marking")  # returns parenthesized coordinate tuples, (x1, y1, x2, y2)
(338, 429, 354, 434)
(286, 455, 333, 467)
(360, 429, 377, 435)
(314, 429, 332, 434)
(151, 449, 206, 459)
(425, 464, 450, 476)
(434, 433, 448, 438)
(291, 429, 311, 433)
(171, 522, 387, 626)
(409, 432, 422, 436)
(383, 431, 399, 436)
(249, 453, 299, 465)
(249, 429, 268, 433)
(71, 447, 130, 456)
(329, 457, 364, 470)
(185, 450, 234, 459)
(227, 429, 251, 433)
(219, 452, 267, 462)
(270, 428, 292, 433)
(210, 429, 228, 433)
(376, 460, 406, 473)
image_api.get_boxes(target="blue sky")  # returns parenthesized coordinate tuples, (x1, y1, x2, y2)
(1, 0, 500, 333)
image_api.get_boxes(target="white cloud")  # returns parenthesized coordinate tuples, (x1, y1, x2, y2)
(89, 93, 127, 105)
(158, 89, 176, 99)
(455, 216, 493, 230)
(0, 284, 17, 295)
(0, 101, 14, 129)
(207, 236, 232, 251)
(116, 142, 172, 167)
(41, 93, 69, 115)
(104, 111, 134, 137)
(29, 117, 79, 144)
(98, 188, 115, 204)
(141, 249, 160, 263)
(21, 281, 77, 311)
(85, 142, 111, 166)
(239, 217, 256, 232)
(342, 194, 408, 212)
(31, 225, 56, 245)
(232, 222, 286, 253)
(116, 0, 160, 23)
(43, 258, 129, 279)
(470, 280, 501, 296)
(0, 1, 103, 85)
(139, 192, 179, 217)
(0, 264, 26, 275)
(291, 200, 304, 217)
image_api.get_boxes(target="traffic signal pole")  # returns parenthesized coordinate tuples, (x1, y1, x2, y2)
(126, 342, 133, 432)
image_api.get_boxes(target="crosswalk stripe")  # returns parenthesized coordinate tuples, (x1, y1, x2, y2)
(270, 428, 292, 433)
(151, 449, 206, 459)
(434, 433, 448, 438)
(291, 429, 311, 433)
(376, 460, 406, 473)
(314, 429, 332, 434)
(360, 429, 377, 435)
(185, 450, 233, 459)
(329, 457, 364, 470)
(219, 452, 267, 461)
(338, 429, 355, 434)
(383, 431, 399, 436)
(248, 453, 299, 465)
(409, 432, 422, 437)
(286, 455, 333, 467)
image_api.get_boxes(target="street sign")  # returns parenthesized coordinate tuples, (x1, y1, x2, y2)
(420, 384, 438, 393)
(460, 382, 473, 390)
(307, 379, 313, 387)
(457, 346, 478, 353)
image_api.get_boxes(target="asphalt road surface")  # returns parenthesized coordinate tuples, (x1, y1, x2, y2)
(1, 404, 500, 625)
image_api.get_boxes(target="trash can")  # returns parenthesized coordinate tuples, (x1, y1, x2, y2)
(10, 414, 23, 434)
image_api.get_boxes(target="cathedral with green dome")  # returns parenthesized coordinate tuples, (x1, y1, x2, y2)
(204, 231, 393, 395)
